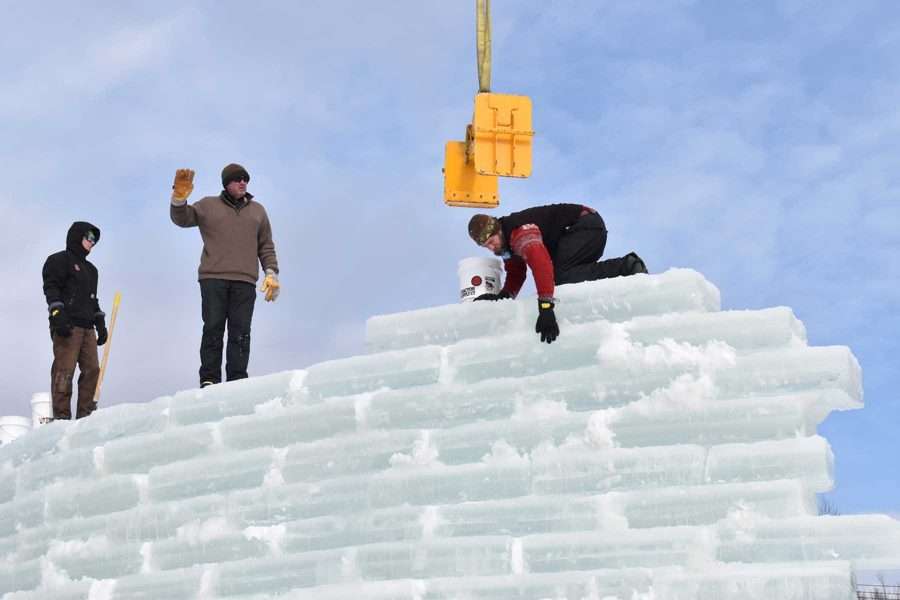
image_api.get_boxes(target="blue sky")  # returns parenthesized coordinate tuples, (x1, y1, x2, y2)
(1, 1, 897, 517)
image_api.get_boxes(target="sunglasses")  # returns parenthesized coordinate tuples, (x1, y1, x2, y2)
(84, 231, 98, 244)
(228, 176, 250, 184)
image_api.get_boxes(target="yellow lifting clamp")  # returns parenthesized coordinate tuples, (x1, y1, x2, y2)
(472, 92, 533, 178)
(443, 0, 534, 208)
(444, 141, 498, 208)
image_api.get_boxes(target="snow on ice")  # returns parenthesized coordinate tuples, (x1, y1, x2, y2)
(1, 269, 898, 599)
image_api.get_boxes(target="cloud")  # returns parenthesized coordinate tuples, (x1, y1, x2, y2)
(0, 17, 180, 121)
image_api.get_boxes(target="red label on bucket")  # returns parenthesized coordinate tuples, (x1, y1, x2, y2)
(471, 275, 483, 286)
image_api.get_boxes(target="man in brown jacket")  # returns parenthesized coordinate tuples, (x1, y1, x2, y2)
(170, 163, 280, 387)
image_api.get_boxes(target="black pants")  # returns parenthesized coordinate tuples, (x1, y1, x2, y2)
(554, 213, 629, 284)
(199, 279, 256, 385)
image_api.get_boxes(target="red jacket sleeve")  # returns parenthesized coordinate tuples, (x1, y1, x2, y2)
(508, 224, 555, 299)
(502, 256, 527, 297)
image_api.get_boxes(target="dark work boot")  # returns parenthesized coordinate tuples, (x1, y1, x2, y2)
(621, 252, 648, 275)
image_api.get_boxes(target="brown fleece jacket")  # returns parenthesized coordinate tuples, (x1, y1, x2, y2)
(171, 193, 278, 284)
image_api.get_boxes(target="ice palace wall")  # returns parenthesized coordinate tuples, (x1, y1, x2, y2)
(1, 269, 898, 599)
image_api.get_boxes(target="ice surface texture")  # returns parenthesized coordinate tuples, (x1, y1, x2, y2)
(1, 268, 897, 599)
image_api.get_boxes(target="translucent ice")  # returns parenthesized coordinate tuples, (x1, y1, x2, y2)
(0, 269, 895, 599)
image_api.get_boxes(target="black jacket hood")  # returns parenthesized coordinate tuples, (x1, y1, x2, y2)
(66, 221, 101, 257)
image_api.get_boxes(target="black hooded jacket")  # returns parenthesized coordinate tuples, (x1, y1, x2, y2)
(42, 222, 103, 328)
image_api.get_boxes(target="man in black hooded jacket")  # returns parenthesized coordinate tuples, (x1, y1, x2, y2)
(41, 222, 107, 420)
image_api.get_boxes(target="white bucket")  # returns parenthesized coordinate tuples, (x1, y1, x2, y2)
(458, 257, 503, 302)
(31, 392, 53, 428)
(0, 416, 31, 445)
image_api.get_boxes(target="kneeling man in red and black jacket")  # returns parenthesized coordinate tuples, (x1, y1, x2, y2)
(468, 203, 647, 344)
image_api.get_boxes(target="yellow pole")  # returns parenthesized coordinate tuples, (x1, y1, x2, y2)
(94, 291, 122, 403)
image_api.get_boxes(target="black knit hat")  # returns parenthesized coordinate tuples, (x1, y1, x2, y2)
(468, 214, 499, 245)
(221, 163, 250, 187)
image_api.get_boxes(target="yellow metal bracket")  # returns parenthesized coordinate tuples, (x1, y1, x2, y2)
(443, 141, 498, 208)
(472, 92, 533, 178)
(441, 0, 533, 207)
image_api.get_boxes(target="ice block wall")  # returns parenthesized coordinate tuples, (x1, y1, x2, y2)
(1, 269, 898, 599)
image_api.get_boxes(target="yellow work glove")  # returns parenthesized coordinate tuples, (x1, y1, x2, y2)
(260, 269, 280, 302)
(171, 168, 195, 203)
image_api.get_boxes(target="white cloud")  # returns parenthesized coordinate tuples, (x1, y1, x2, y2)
(0, 17, 180, 120)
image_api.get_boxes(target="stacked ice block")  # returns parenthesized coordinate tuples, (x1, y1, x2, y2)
(1, 269, 898, 599)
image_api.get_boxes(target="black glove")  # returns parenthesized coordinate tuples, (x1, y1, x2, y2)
(474, 290, 512, 302)
(95, 315, 108, 346)
(535, 300, 559, 344)
(49, 305, 72, 338)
